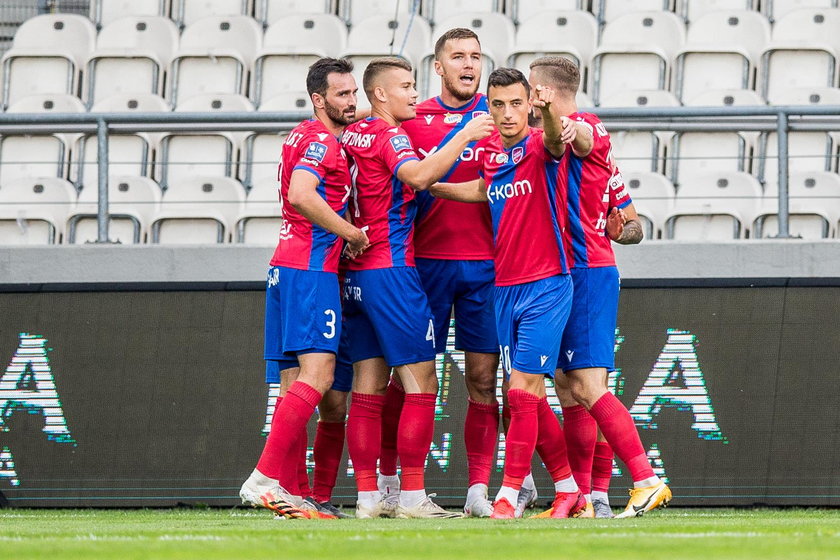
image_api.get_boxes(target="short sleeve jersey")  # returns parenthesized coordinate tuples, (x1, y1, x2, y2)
(269, 119, 351, 273)
(560, 112, 633, 269)
(340, 117, 421, 270)
(479, 127, 569, 287)
(401, 95, 495, 260)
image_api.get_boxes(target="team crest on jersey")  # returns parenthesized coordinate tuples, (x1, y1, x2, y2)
(424, 115, 434, 125)
(495, 153, 508, 164)
(390, 134, 412, 152)
(443, 113, 462, 124)
(305, 142, 328, 162)
(512, 146, 524, 164)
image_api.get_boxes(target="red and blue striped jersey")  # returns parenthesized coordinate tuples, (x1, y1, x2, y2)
(401, 94, 494, 260)
(560, 112, 633, 269)
(270, 119, 351, 273)
(478, 127, 569, 287)
(340, 117, 420, 270)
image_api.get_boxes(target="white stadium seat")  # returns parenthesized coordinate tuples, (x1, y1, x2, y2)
(669, 131, 751, 188)
(256, 0, 336, 26)
(91, 93, 172, 112)
(684, 88, 766, 107)
(342, 0, 416, 25)
(676, 0, 756, 23)
(591, 11, 685, 105)
(754, 171, 840, 238)
(762, 0, 838, 22)
(673, 10, 770, 102)
(253, 14, 348, 107)
(174, 0, 253, 27)
(593, 0, 674, 24)
(343, 13, 431, 66)
(83, 16, 179, 108)
(151, 176, 246, 243)
(90, 0, 170, 27)
(423, 0, 499, 25)
(168, 15, 262, 105)
(1, 14, 96, 108)
(621, 171, 676, 239)
(759, 8, 840, 101)
(67, 176, 162, 244)
(236, 178, 281, 243)
(71, 134, 151, 192)
(240, 132, 286, 189)
(665, 172, 762, 239)
(508, 11, 598, 87)
(258, 91, 311, 111)
(0, 177, 77, 245)
(506, 0, 583, 24)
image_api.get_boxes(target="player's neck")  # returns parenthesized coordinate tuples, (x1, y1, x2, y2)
(501, 129, 528, 149)
(370, 106, 401, 127)
(557, 98, 578, 116)
(438, 88, 475, 109)
(313, 113, 345, 138)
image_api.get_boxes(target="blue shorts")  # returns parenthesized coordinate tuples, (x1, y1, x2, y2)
(559, 266, 620, 371)
(342, 266, 436, 367)
(494, 274, 573, 377)
(264, 264, 341, 360)
(415, 258, 498, 353)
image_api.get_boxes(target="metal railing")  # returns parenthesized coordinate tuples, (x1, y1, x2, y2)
(0, 105, 839, 243)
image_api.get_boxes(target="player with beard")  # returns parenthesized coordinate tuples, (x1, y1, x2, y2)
(239, 57, 369, 519)
(375, 28, 502, 518)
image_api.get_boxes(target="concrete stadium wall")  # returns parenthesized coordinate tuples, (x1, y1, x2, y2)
(1, 241, 839, 286)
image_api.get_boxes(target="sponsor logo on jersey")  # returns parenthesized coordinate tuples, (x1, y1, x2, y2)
(512, 146, 524, 164)
(443, 112, 462, 124)
(423, 114, 434, 125)
(495, 153, 508, 164)
(486, 179, 532, 204)
(472, 110, 487, 118)
(390, 134, 412, 152)
(341, 130, 375, 148)
(565, 350, 575, 362)
(540, 355, 548, 366)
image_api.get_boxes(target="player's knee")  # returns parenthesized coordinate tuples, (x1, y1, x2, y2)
(465, 371, 497, 403)
(318, 401, 347, 422)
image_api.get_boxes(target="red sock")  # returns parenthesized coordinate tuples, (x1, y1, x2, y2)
(398, 392, 436, 491)
(465, 398, 499, 487)
(501, 389, 540, 491)
(347, 392, 385, 492)
(535, 398, 572, 483)
(562, 404, 597, 495)
(312, 420, 345, 503)
(256, 382, 322, 483)
(502, 403, 511, 433)
(262, 397, 295, 493)
(379, 379, 405, 477)
(297, 429, 312, 498)
(588, 393, 654, 482)
(591, 441, 614, 493)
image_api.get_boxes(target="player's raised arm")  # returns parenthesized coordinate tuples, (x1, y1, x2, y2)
(288, 169, 369, 255)
(429, 178, 487, 203)
(397, 114, 495, 191)
(565, 116, 593, 157)
(532, 84, 566, 159)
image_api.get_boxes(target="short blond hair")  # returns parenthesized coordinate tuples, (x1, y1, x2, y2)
(362, 56, 413, 99)
(529, 56, 580, 96)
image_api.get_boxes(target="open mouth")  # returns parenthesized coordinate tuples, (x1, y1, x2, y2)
(459, 74, 475, 86)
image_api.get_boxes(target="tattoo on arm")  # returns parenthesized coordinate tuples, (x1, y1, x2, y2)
(616, 219, 644, 245)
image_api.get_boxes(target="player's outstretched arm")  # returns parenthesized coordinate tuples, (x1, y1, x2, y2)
(397, 114, 495, 191)
(532, 84, 566, 159)
(430, 178, 487, 203)
(288, 169, 370, 254)
(606, 203, 644, 245)
(566, 118, 593, 158)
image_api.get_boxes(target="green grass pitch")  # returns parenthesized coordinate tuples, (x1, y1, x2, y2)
(1, 508, 839, 560)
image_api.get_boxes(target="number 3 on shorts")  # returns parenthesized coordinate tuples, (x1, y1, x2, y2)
(425, 318, 435, 349)
(323, 309, 336, 339)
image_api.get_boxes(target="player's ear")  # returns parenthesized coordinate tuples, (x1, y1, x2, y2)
(311, 92, 325, 110)
(374, 85, 387, 103)
(433, 59, 444, 77)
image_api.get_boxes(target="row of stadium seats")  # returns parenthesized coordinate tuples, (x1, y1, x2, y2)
(3, 168, 840, 246)
(1, 91, 837, 192)
(84, 0, 840, 27)
(3, 8, 840, 109)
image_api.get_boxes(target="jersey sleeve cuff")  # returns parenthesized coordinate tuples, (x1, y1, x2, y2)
(392, 156, 420, 175)
(293, 165, 325, 181)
